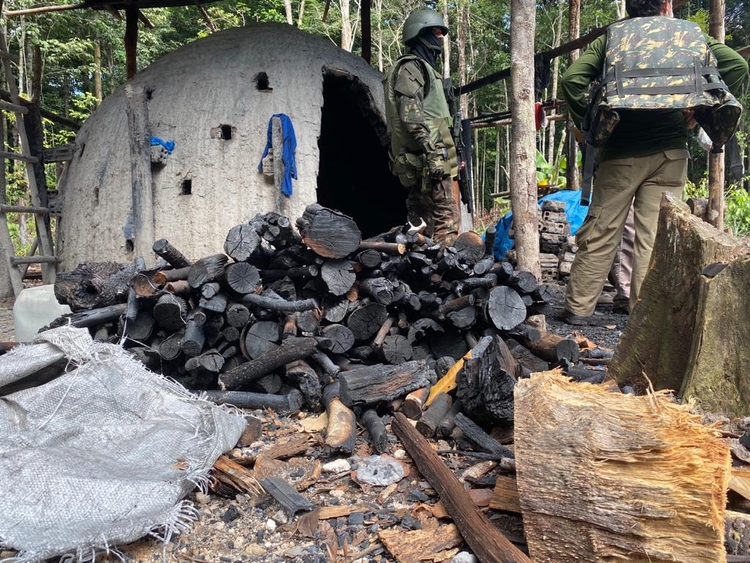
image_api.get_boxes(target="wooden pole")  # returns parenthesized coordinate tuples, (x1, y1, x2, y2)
(125, 6, 138, 79)
(3, 2, 83, 16)
(707, 0, 726, 230)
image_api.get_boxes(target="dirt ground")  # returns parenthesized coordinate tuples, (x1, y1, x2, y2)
(0, 283, 628, 563)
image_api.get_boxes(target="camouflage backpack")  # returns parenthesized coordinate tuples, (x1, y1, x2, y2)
(589, 16, 742, 150)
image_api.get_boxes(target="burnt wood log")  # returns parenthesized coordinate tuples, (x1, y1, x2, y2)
(225, 303, 251, 327)
(484, 225, 497, 257)
(356, 248, 382, 268)
(243, 320, 281, 360)
(218, 336, 318, 390)
(125, 309, 155, 342)
(225, 262, 261, 295)
(311, 351, 340, 381)
(372, 315, 396, 349)
(453, 413, 515, 458)
(436, 399, 463, 438)
(490, 260, 514, 283)
(339, 360, 432, 407)
(296, 204, 361, 259)
(251, 373, 282, 394)
(152, 238, 192, 268)
(202, 389, 303, 414)
(159, 330, 184, 361)
(241, 293, 318, 313)
(359, 240, 406, 255)
(152, 266, 191, 285)
(446, 306, 477, 329)
(486, 285, 526, 331)
(323, 382, 356, 454)
(199, 293, 228, 314)
(259, 477, 316, 516)
(472, 255, 496, 276)
(322, 296, 350, 323)
(457, 335, 520, 424)
(507, 270, 539, 294)
(201, 282, 220, 299)
(381, 334, 413, 364)
(347, 302, 388, 341)
(261, 266, 320, 285)
(224, 222, 262, 262)
(505, 338, 548, 375)
(185, 349, 225, 373)
(320, 259, 356, 296)
(451, 275, 497, 296)
(521, 331, 580, 364)
(282, 314, 298, 338)
(391, 413, 531, 563)
(153, 293, 187, 331)
(359, 277, 395, 305)
(285, 359, 322, 411)
(362, 409, 389, 453)
(182, 309, 207, 357)
(416, 393, 453, 438)
(296, 309, 322, 334)
(55, 262, 136, 312)
(165, 280, 190, 295)
(453, 231, 485, 265)
(401, 386, 430, 419)
(188, 254, 229, 289)
(318, 324, 355, 354)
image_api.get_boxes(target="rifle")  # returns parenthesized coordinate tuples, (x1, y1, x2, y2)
(444, 78, 474, 214)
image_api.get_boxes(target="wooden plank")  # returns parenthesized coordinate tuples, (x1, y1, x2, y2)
(0, 204, 49, 214)
(10, 255, 59, 265)
(0, 150, 38, 163)
(125, 83, 155, 262)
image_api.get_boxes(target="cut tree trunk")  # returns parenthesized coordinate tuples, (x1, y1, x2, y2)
(338, 360, 433, 407)
(514, 369, 730, 562)
(610, 193, 746, 414)
(295, 203, 361, 259)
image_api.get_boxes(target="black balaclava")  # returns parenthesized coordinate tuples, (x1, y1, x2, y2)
(408, 29, 443, 68)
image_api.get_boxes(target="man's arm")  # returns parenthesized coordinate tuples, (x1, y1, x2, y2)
(708, 37, 749, 96)
(560, 35, 606, 127)
(394, 61, 432, 149)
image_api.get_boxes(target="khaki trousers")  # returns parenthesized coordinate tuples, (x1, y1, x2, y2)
(609, 204, 635, 304)
(566, 149, 688, 316)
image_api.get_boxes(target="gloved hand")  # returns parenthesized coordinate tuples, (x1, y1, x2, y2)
(426, 151, 448, 180)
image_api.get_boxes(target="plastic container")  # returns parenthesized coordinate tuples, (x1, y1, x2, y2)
(12, 284, 71, 342)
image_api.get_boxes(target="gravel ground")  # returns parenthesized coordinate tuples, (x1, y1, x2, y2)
(0, 281, 626, 563)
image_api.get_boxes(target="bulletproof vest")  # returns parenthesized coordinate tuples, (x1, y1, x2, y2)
(590, 16, 742, 149)
(384, 55, 458, 181)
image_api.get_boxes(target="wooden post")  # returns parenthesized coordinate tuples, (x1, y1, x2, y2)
(125, 6, 138, 79)
(360, 0, 371, 63)
(125, 83, 155, 264)
(707, 0, 726, 230)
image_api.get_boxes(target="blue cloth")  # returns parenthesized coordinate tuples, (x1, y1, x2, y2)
(258, 114, 297, 197)
(493, 189, 589, 260)
(149, 136, 175, 154)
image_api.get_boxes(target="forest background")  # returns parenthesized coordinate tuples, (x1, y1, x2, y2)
(2, 0, 749, 253)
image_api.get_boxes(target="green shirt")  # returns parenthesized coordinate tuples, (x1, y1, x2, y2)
(561, 29, 748, 161)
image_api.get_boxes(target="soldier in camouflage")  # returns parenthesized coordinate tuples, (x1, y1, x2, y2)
(383, 9, 460, 246)
(559, 0, 748, 325)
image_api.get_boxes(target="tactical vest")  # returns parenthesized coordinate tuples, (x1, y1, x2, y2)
(384, 55, 458, 186)
(589, 16, 742, 149)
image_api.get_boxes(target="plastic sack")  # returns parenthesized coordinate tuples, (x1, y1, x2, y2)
(0, 326, 246, 562)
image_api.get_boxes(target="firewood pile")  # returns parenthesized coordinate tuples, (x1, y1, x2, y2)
(48, 204, 608, 429)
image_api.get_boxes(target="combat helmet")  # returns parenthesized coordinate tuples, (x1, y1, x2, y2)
(402, 9, 449, 45)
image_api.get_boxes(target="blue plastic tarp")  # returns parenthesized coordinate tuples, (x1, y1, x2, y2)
(493, 189, 588, 260)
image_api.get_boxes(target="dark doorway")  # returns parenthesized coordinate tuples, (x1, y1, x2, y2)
(317, 70, 406, 238)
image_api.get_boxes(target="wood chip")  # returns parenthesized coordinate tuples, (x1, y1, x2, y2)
(379, 523, 462, 563)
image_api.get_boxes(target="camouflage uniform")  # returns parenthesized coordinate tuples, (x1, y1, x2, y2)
(383, 56, 460, 246)
(560, 16, 748, 317)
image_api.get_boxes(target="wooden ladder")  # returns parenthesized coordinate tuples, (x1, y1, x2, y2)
(0, 27, 58, 297)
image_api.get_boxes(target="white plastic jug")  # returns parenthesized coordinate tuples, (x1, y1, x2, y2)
(12, 285, 71, 342)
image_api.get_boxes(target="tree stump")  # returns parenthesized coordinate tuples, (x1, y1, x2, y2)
(610, 193, 748, 415)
